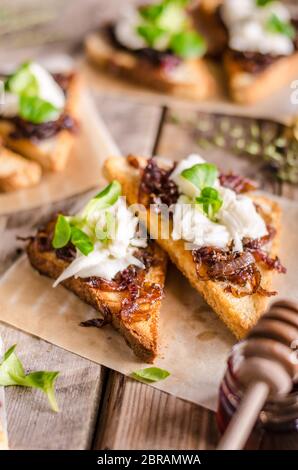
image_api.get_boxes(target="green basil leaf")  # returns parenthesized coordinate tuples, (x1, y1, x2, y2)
(266, 13, 295, 39)
(196, 186, 223, 220)
(131, 367, 170, 383)
(256, 0, 274, 6)
(19, 95, 60, 124)
(23, 371, 60, 412)
(5, 62, 38, 96)
(0, 345, 59, 412)
(169, 30, 206, 59)
(139, 0, 188, 23)
(52, 215, 71, 249)
(139, 3, 165, 22)
(71, 226, 94, 256)
(82, 181, 121, 219)
(181, 163, 218, 191)
(0, 344, 25, 386)
(136, 24, 167, 48)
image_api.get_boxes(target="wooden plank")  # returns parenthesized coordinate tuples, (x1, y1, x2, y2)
(94, 372, 218, 450)
(93, 93, 162, 157)
(0, 0, 142, 60)
(0, 323, 104, 450)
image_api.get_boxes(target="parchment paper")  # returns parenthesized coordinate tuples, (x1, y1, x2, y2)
(0, 89, 120, 215)
(0, 195, 296, 411)
(80, 57, 298, 123)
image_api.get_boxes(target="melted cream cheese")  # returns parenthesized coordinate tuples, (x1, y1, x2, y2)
(53, 196, 147, 287)
(115, 9, 148, 50)
(170, 154, 267, 251)
(172, 195, 230, 249)
(222, 0, 294, 56)
(0, 92, 19, 117)
(29, 62, 65, 110)
(170, 154, 206, 198)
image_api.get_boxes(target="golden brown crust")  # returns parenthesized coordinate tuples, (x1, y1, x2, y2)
(0, 74, 82, 172)
(0, 145, 42, 192)
(103, 155, 282, 339)
(224, 47, 298, 105)
(27, 232, 167, 363)
(85, 31, 217, 100)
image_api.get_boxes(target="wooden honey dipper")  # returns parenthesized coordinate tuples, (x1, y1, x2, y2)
(217, 300, 298, 450)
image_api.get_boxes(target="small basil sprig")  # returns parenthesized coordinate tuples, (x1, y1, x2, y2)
(196, 187, 223, 220)
(52, 181, 122, 255)
(131, 367, 170, 383)
(137, 24, 166, 48)
(52, 215, 94, 256)
(266, 13, 295, 39)
(0, 345, 59, 412)
(19, 95, 59, 124)
(52, 214, 71, 249)
(181, 163, 218, 191)
(181, 163, 222, 220)
(256, 0, 274, 6)
(170, 31, 207, 59)
(5, 61, 38, 95)
(5, 61, 61, 124)
(70, 227, 94, 256)
(82, 180, 121, 219)
(136, 0, 206, 58)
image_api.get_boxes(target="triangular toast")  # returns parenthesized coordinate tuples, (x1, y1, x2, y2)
(0, 144, 41, 192)
(104, 155, 282, 339)
(27, 222, 167, 363)
(224, 50, 298, 104)
(0, 73, 81, 172)
(85, 31, 217, 100)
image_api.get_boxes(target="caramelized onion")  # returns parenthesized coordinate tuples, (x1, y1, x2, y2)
(192, 236, 283, 298)
(207, 251, 255, 278)
(139, 158, 179, 207)
(219, 173, 258, 194)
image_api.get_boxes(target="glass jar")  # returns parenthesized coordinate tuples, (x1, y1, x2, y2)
(217, 342, 298, 450)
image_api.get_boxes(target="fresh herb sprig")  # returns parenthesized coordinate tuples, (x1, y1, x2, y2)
(52, 181, 121, 256)
(4, 61, 60, 124)
(131, 367, 170, 383)
(0, 345, 59, 412)
(196, 187, 223, 219)
(136, 0, 206, 59)
(256, 0, 274, 7)
(266, 13, 295, 39)
(181, 163, 223, 220)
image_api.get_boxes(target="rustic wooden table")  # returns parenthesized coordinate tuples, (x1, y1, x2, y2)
(1, 0, 297, 451)
(1, 89, 297, 450)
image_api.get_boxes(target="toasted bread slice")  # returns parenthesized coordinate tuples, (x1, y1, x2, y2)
(0, 74, 81, 172)
(27, 225, 167, 363)
(224, 50, 298, 104)
(85, 31, 217, 100)
(104, 155, 282, 339)
(0, 145, 41, 192)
